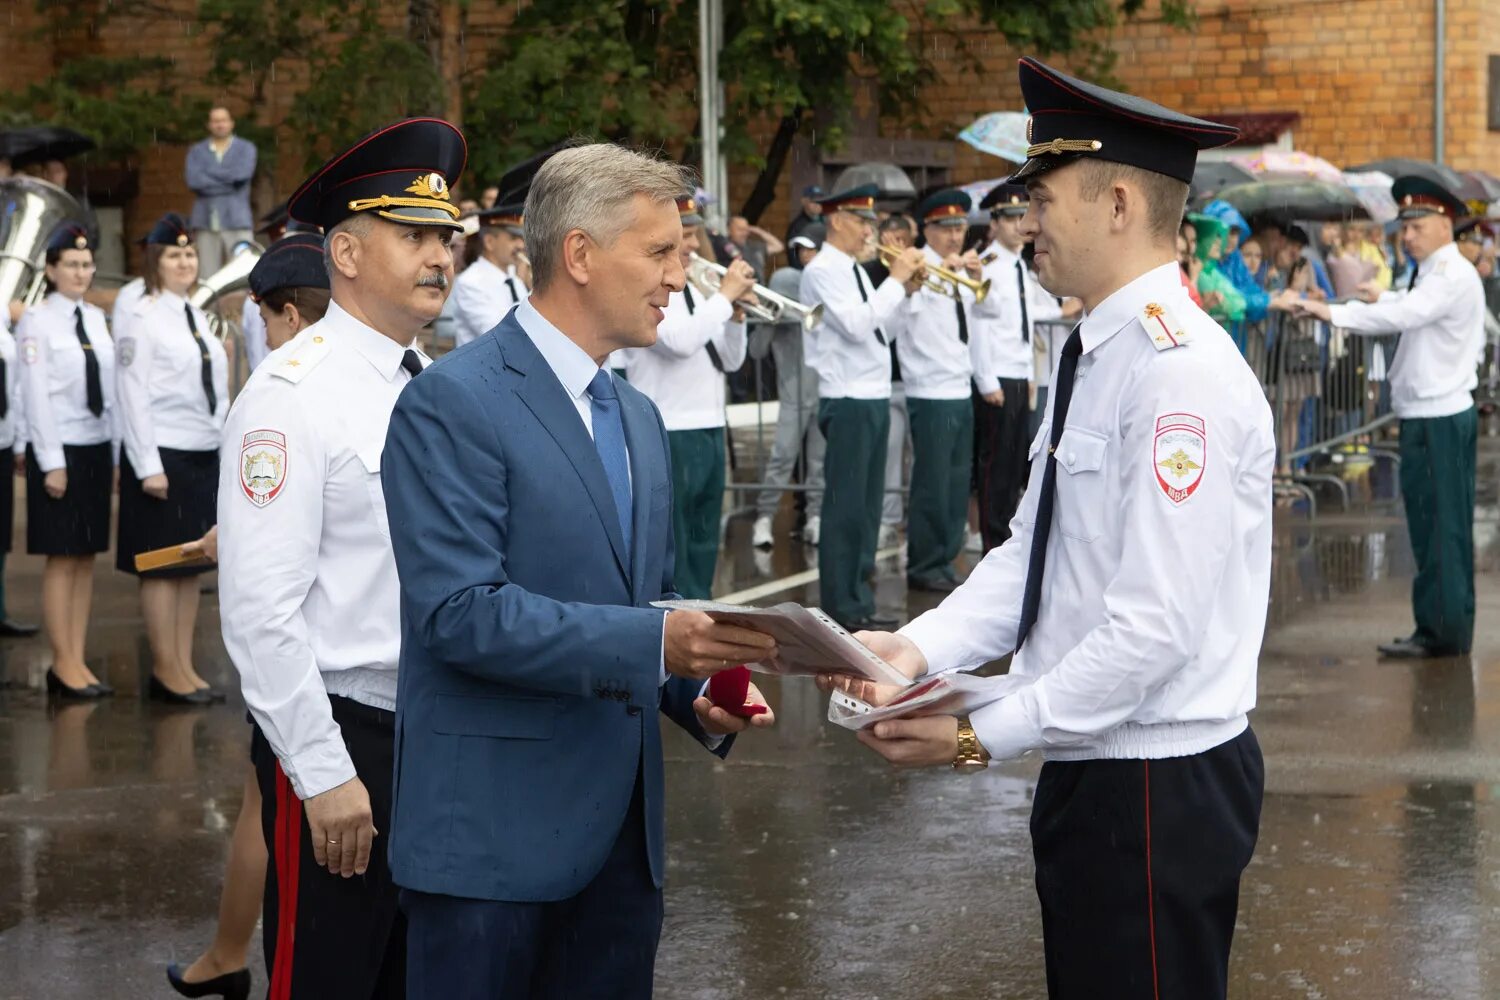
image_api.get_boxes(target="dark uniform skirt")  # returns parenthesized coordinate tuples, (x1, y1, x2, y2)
(0, 446, 13, 555)
(26, 442, 114, 556)
(117, 447, 219, 578)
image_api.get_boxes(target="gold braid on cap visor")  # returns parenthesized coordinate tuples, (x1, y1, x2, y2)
(345, 194, 463, 220)
(1025, 138, 1104, 158)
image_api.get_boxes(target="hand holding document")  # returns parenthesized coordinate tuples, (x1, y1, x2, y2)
(652, 600, 915, 689)
(826, 671, 1035, 732)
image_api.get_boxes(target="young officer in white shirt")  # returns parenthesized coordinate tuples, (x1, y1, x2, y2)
(623, 197, 754, 598)
(823, 58, 1275, 1000)
(1285, 176, 1485, 659)
(798, 185, 924, 630)
(969, 183, 1072, 552)
(450, 201, 531, 347)
(897, 189, 977, 594)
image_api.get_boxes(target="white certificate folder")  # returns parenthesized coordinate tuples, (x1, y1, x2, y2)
(650, 600, 914, 689)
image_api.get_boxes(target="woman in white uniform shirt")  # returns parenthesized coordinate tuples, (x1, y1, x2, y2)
(17, 225, 118, 698)
(0, 304, 39, 639)
(115, 213, 229, 704)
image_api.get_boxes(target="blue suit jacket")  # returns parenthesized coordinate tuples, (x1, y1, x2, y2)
(381, 310, 727, 902)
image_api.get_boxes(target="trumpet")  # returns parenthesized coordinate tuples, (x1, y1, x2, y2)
(685, 254, 824, 332)
(877, 245, 991, 303)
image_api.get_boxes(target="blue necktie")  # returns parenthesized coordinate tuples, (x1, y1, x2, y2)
(587, 369, 633, 555)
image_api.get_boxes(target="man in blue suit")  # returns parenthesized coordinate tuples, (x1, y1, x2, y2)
(382, 143, 779, 999)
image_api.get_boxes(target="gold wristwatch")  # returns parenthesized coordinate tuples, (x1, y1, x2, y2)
(953, 716, 990, 772)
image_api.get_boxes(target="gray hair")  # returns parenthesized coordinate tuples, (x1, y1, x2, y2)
(324, 213, 374, 279)
(524, 144, 693, 292)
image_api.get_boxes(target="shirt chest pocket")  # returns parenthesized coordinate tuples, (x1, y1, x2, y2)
(356, 444, 392, 543)
(1052, 426, 1110, 542)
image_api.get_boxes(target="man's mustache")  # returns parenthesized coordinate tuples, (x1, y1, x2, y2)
(417, 272, 449, 290)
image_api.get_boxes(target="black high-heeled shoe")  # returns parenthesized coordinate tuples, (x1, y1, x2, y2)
(166, 963, 250, 1000)
(149, 676, 213, 705)
(45, 669, 105, 700)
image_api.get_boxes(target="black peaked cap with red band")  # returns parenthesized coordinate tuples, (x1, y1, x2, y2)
(287, 118, 467, 232)
(1009, 57, 1239, 185)
(248, 232, 329, 302)
(1392, 176, 1468, 221)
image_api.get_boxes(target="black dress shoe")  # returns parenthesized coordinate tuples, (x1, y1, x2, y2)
(198, 685, 228, 703)
(0, 618, 39, 637)
(1376, 637, 1461, 659)
(45, 669, 106, 700)
(166, 963, 251, 1000)
(907, 575, 958, 594)
(149, 676, 214, 705)
(91, 678, 116, 696)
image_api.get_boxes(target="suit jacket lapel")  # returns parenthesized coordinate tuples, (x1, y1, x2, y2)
(620, 388, 658, 602)
(500, 324, 631, 583)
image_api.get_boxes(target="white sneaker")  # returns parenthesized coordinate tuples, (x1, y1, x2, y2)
(752, 516, 774, 549)
(877, 524, 899, 550)
(803, 516, 821, 546)
(965, 530, 984, 553)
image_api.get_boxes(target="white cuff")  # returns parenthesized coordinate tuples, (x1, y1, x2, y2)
(283, 736, 358, 800)
(969, 688, 1044, 762)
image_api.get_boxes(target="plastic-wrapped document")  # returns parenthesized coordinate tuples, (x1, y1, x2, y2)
(826, 671, 1036, 731)
(651, 600, 914, 689)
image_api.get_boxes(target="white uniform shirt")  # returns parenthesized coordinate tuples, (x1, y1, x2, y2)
(969, 242, 1063, 392)
(800, 243, 905, 399)
(116, 290, 229, 477)
(451, 255, 527, 348)
(623, 285, 746, 430)
(17, 293, 118, 472)
(901, 262, 1275, 762)
(241, 295, 269, 373)
(111, 277, 146, 332)
(0, 323, 21, 452)
(1328, 241, 1484, 419)
(218, 300, 427, 800)
(896, 245, 974, 400)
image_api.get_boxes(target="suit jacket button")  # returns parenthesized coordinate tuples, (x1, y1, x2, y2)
(627, 706, 642, 716)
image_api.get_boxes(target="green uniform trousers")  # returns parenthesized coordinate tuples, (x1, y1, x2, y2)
(906, 397, 974, 584)
(818, 397, 890, 624)
(668, 428, 726, 600)
(1399, 407, 1476, 653)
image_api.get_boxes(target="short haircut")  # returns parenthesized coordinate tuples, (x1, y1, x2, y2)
(323, 213, 374, 279)
(878, 215, 910, 237)
(1074, 160, 1188, 242)
(260, 285, 332, 324)
(524, 143, 693, 292)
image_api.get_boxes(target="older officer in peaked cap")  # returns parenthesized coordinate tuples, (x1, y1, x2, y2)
(217, 117, 463, 1000)
(825, 58, 1276, 1000)
(1288, 176, 1484, 660)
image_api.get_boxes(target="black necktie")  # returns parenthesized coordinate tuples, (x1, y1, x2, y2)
(401, 349, 423, 380)
(1407, 267, 1418, 292)
(505, 276, 519, 304)
(183, 304, 216, 414)
(0, 353, 7, 420)
(74, 306, 104, 418)
(853, 263, 887, 345)
(954, 297, 969, 344)
(1015, 259, 1032, 343)
(683, 284, 725, 372)
(1015, 325, 1084, 650)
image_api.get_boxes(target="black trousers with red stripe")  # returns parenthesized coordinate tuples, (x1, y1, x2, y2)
(251, 696, 405, 1000)
(1030, 727, 1263, 1000)
(973, 378, 1031, 553)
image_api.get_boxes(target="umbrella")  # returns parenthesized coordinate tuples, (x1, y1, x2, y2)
(1462, 170, 1500, 203)
(957, 112, 1031, 164)
(0, 125, 96, 169)
(1231, 150, 1343, 183)
(1214, 180, 1370, 225)
(957, 177, 1009, 224)
(1345, 157, 1483, 201)
(831, 162, 916, 202)
(1190, 161, 1256, 200)
(1341, 171, 1398, 224)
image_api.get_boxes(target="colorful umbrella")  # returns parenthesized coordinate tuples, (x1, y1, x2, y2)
(957, 112, 1031, 164)
(1341, 171, 1398, 224)
(1231, 150, 1344, 183)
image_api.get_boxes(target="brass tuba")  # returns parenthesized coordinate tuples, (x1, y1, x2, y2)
(0, 177, 87, 308)
(190, 239, 264, 338)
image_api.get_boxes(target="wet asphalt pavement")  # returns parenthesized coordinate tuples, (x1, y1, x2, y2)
(1, 438, 1498, 999)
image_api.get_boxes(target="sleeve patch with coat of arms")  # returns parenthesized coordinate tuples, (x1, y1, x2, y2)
(1153, 412, 1206, 505)
(240, 429, 288, 506)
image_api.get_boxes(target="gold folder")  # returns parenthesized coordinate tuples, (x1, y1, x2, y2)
(133, 544, 212, 573)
